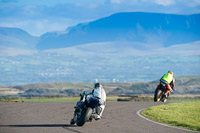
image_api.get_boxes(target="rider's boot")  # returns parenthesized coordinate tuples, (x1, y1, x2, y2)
(90, 114, 101, 120)
(95, 115, 101, 120)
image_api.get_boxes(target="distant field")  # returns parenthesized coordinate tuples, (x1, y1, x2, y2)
(1, 95, 200, 102)
(128, 94, 200, 103)
(0, 96, 131, 102)
(142, 101, 200, 131)
(1, 75, 200, 98)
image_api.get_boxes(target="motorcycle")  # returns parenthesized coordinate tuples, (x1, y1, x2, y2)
(154, 83, 169, 102)
(70, 94, 98, 126)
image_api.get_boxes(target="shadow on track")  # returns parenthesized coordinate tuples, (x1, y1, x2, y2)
(0, 124, 82, 133)
(0, 124, 74, 127)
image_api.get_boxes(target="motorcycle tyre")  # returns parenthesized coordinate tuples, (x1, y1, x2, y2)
(162, 95, 168, 102)
(154, 89, 162, 102)
(70, 119, 75, 125)
(76, 107, 92, 126)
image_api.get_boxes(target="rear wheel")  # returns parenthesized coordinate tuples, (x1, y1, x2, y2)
(154, 89, 162, 102)
(76, 107, 92, 126)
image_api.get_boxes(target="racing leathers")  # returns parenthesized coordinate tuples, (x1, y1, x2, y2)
(83, 85, 106, 120)
(160, 72, 175, 97)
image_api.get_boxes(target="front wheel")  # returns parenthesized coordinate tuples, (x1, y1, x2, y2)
(76, 107, 92, 126)
(162, 98, 167, 102)
(154, 89, 162, 102)
(70, 119, 75, 125)
(162, 93, 169, 102)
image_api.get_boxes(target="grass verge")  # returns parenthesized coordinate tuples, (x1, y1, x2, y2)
(142, 101, 200, 131)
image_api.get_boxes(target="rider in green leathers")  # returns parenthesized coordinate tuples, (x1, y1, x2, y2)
(160, 70, 175, 98)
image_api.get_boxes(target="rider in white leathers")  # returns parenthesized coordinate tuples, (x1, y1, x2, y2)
(83, 83, 106, 120)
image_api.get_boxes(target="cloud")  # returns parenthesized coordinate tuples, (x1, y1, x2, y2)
(110, 0, 124, 4)
(0, 18, 81, 36)
(153, 0, 175, 6)
(186, 0, 200, 7)
(22, 5, 39, 16)
(109, 0, 175, 6)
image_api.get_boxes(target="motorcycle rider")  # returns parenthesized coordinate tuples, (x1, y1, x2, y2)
(81, 82, 106, 120)
(160, 70, 175, 98)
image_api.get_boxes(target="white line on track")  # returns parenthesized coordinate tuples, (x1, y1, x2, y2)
(137, 108, 200, 133)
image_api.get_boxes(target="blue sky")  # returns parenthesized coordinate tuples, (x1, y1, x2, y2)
(0, 0, 200, 36)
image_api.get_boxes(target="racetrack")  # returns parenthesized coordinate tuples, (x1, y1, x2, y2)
(0, 102, 196, 133)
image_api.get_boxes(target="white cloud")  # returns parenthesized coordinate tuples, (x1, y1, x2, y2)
(0, 18, 80, 36)
(22, 5, 39, 16)
(110, 0, 124, 4)
(186, 0, 200, 7)
(88, 3, 99, 9)
(153, 0, 175, 6)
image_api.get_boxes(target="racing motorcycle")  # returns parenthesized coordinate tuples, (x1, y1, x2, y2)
(70, 94, 98, 126)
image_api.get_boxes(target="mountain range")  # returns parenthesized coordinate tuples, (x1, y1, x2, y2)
(36, 12, 200, 50)
(0, 12, 200, 51)
(0, 12, 200, 85)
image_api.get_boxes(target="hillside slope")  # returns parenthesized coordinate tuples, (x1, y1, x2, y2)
(0, 27, 38, 49)
(37, 12, 200, 50)
(0, 76, 199, 98)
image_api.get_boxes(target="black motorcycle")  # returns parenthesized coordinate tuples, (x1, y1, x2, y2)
(70, 94, 98, 126)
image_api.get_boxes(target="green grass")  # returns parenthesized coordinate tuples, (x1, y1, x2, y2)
(167, 99, 200, 103)
(142, 101, 200, 131)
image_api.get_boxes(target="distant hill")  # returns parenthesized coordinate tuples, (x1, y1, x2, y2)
(0, 27, 38, 49)
(109, 76, 200, 95)
(36, 12, 200, 50)
(0, 76, 199, 98)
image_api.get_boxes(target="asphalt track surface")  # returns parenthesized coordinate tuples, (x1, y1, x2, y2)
(0, 102, 197, 133)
